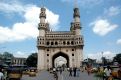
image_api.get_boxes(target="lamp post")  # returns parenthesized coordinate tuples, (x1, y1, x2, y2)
(102, 52, 103, 66)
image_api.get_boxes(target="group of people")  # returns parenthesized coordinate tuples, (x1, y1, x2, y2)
(51, 67, 80, 80)
(98, 65, 121, 80)
(69, 67, 80, 77)
(50, 65, 121, 80)
(51, 66, 86, 79)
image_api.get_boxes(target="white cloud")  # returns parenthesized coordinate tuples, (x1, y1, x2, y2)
(0, 1, 60, 43)
(104, 6, 121, 16)
(0, 1, 25, 14)
(87, 51, 116, 60)
(117, 39, 121, 45)
(14, 51, 29, 58)
(46, 9, 60, 30)
(90, 19, 118, 36)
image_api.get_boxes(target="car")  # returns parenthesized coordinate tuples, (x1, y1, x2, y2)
(28, 67, 37, 77)
(22, 68, 29, 75)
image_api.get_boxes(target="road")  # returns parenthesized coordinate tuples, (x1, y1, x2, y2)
(21, 70, 98, 80)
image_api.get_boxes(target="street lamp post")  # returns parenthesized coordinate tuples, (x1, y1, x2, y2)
(102, 52, 104, 66)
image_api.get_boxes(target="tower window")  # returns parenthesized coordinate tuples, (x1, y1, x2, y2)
(72, 49, 74, 51)
(47, 49, 49, 51)
(63, 41, 66, 45)
(67, 41, 70, 45)
(47, 54, 49, 56)
(71, 41, 74, 45)
(46, 42, 49, 45)
(72, 54, 74, 56)
(51, 42, 54, 45)
(55, 42, 58, 45)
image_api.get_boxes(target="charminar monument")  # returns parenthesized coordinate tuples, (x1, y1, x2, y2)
(37, 1, 84, 70)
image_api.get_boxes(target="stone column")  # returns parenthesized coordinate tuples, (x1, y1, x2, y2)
(37, 49, 45, 70)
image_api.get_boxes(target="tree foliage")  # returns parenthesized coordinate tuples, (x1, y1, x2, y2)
(26, 53, 37, 67)
(0, 52, 14, 65)
(113, 53, 121, 64)
(2, 52, 14, 59)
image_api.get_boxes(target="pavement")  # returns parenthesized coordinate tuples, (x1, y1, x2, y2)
(21, 70, 97, 80)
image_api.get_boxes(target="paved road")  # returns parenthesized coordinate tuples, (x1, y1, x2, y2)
(22, 70, 97, 80)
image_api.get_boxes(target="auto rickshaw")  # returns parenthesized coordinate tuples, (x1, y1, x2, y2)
(28, 67, 37, 77)
(7, 66, 22, 80)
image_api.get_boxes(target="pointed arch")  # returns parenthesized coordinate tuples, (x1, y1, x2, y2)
(52, 52, 69, 68)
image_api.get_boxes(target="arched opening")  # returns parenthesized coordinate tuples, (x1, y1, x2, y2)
(52, 52, 69, 68)
(54, 57, 67, 68)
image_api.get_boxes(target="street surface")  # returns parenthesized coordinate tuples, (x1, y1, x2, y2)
(22, 70, 97, 80)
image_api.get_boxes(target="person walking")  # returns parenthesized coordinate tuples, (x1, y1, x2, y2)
(60, 67, 62, 75)
(73, 67, 77, 77)
(86, 64, 91, 75)
(76, 68, 80, 77)
(69, 68, 72, 76)
(104, 66, 112, 80)
(53, 71, 58, 80)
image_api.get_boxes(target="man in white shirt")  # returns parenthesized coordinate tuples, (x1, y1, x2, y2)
(104, 66, 111, 80)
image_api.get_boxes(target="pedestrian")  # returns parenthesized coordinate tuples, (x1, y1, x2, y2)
(76, 68, 79, 77)
(60, 67, 62, 75)
(104, 66, 112, 80)
(86, 64, 91, 75)
(0, 69, 4, 80)
(53, 71, 58, 80)
(73, 67, 77, 77)
(69, 68, 72, 76)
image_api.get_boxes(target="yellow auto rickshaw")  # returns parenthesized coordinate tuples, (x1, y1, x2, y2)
(7, 66, 22, 80)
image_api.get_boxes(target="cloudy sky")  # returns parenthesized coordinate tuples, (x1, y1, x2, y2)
(0, 0, 121, 60)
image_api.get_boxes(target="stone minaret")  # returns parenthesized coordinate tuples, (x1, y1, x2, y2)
(70, 5, 84, 67)
(37, 7, 50, 70)
(70, 7, 81, 35)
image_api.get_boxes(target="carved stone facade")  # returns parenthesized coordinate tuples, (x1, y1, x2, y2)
(37, 7, 84, 70)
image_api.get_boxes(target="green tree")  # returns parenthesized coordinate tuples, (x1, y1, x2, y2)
(113, 53, 121, 64)
(2, 52, 14, 65)
(0, 53, 3, 60)
(2, 52, 14, 59)
(26, 53, 37, 67)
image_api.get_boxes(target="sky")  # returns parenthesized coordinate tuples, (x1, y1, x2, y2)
(0, 0, 121, 61)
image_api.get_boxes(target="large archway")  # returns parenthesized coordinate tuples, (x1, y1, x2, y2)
(52, 52, 69, 68)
